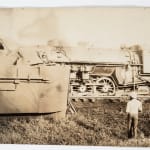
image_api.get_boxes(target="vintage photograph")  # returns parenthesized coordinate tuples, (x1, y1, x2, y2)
(0, 7, 149, 146)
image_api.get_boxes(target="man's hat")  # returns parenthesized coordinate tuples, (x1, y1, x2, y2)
(129, 92, 137, 99)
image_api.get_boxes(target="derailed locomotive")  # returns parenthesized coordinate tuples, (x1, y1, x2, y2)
(0, 39, 149, 116)
(20, 42, 150, 101)
(66, 45, 150, 101)
(68, 45, 150, 101)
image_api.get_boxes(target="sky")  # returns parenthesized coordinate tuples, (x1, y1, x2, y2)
(0, 7, 150, 49)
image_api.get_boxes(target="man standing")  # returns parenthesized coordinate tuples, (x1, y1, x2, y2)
(126, 92, 142, 139)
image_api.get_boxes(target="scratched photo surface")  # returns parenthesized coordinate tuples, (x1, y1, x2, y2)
(0, 8, 149, 146)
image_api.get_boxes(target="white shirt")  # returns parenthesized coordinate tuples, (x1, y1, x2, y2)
(126, 99, 142, 115)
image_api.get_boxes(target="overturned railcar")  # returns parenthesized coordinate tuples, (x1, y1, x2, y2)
(0, 40, 70, 117)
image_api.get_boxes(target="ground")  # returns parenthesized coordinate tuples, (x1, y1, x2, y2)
(0, 99, 149, 146)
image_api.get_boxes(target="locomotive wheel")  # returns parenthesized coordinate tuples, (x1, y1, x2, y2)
(96, 77, 115, 95)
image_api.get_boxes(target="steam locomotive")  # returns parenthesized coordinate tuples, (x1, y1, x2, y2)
(68, 45, 150, 101)
(29, 42, 150, 100)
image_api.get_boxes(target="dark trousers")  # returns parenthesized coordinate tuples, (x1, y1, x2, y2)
(127, 113, 138, 138)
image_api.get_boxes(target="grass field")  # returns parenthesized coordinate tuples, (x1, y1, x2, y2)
(0, 99, 149, 146)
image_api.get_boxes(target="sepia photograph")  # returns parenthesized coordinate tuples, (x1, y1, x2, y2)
(0, 7, 149, 147)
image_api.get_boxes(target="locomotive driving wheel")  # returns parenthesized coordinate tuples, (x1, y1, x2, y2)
(96, 77, 116, 96)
